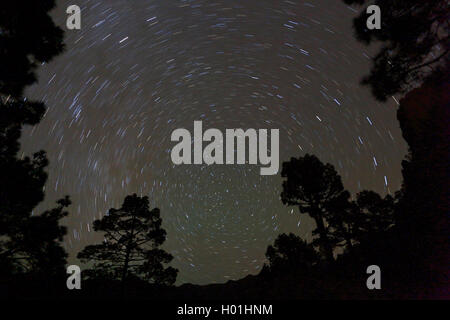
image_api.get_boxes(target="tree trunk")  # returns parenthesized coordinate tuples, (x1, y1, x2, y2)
(346, 225, 354, 251)
(121, 214, 137, 296)
(345, 234, 353, 251)
(313, 213, 334, 263)
(120, 244, 132, 298)
(121, 246, 131, 288)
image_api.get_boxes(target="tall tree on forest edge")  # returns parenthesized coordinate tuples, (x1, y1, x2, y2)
(280, 154, 350, 263)
(78, 194, 178, 289)
(343, 0, 449, 101)
(345, 0, 449, 295)
(0, 1, 69, 278)
(0, 2, 64, 97)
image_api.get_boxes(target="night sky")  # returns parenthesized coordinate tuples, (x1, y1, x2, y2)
(21, 0, 407, 285)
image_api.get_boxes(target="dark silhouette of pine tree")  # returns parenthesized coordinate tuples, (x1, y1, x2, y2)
(342, 0, 449, 101)
(0, 0, 69, 280)
(355, 191, 395, 235)
(280, 154, 350, 263)
(324, 196, 358, 252)
(262, 155, 397, 298)
(77, 194, 178, 289)
(265, 233, 319, 272)
(4, 196, 71, 276)
(326, 190, 395, 252)
(342, 0, 449, 298)
(0, 1, 64, 97)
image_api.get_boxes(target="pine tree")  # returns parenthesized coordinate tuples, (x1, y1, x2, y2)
(343, 0, 449, 101)
(280, 154, 349, 263)
(0, 0, 68, 278)
(265, 233, 318, 272)
(78, 194, 178, 287)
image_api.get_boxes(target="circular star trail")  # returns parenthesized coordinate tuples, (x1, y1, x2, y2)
(22, 0, 407, 284)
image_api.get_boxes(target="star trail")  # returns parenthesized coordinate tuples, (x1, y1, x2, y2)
(21, 0, 407, 285)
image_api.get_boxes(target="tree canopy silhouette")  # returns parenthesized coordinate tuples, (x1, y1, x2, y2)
(343, 0, 449, 297)
(343, 0, 449, 101)
(279, 154, 397, 263)
(265, 233, 319, 272)
(260, 155, 401, 298)
(1, 196, 71, 276)
(0, 0, 68, 278)
(0, 1, 64, 97)
(78, 194, 178, 287)
(355, 191, 395, 235)
(281, 154, 351, 263)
